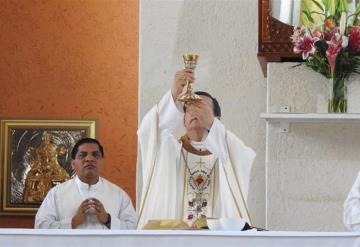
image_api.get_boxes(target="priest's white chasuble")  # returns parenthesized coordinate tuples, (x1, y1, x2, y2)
(181, 145, 217, 225)
(136, 91, 256, 229)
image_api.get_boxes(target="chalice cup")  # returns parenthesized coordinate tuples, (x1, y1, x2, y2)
(177, 54, 201, 102)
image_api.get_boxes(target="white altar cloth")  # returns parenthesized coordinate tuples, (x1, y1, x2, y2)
(1, 229, 360, 247)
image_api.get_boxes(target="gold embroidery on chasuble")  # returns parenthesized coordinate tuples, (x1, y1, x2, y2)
(180, 136, 217, 225)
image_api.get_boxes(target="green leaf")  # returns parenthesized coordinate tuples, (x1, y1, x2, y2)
(328, 0, 336, 16)
(356, 3, 360, 14)
(322, 0, 329, 10)
(310, 0, 324, 12)
(352, 4, 360, 25)
(302, 10, 315, 23)
(310, 11, 326, 16)
(338, 0, 348, 13)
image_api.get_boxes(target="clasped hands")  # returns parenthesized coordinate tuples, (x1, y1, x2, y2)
(71, 198, 109, 228)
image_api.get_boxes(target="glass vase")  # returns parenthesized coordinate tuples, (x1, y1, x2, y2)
(328, 76, 347, 113)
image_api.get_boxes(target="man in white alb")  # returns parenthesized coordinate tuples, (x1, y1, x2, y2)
(137, 69, 256, 229)
(35, 138, 136, 229)
(344, 172, 360, 231)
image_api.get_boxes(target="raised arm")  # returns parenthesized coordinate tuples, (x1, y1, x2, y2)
(203, 118, 228, 164)
(136, 69, 193, 219)
(138, 69, 194, 136)
(204, 119, 256, 200)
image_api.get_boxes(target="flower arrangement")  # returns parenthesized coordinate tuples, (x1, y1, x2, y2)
(291, 0, 360, 112)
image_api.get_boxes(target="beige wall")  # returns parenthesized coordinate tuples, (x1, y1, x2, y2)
(0, 0, 138, 227)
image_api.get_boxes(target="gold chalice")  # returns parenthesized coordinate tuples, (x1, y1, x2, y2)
(177, 54, 201, 102)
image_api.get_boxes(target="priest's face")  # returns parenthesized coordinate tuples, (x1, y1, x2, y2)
(71, 143, 103, 183)
(184, 95, 214, 133)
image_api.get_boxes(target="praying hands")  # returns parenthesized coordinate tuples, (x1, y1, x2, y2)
(71, 198, 109, 228)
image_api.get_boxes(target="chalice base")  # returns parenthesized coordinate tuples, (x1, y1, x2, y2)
(177, 92, 201, 102)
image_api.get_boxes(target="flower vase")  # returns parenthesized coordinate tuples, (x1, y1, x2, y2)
(328, 77, 347, 113)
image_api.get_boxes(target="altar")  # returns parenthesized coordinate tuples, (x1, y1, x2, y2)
(1, 229, 360, 247)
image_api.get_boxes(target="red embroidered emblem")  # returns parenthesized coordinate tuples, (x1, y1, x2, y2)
(195, 175, 204, 186)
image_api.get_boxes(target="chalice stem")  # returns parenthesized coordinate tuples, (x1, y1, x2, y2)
(186, 80, 193, 94)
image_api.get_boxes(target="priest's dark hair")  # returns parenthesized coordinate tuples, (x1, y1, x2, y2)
(71, 138, 104, 159)
(183, 91, 221, 118)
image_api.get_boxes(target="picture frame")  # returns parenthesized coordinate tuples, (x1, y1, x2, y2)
(0, 119, 96, 216)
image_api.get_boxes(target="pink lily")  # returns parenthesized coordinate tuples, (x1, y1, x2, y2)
(293, 34, 320, 59)
(291, 26, 306, 43)
(326, 34, 343, 74)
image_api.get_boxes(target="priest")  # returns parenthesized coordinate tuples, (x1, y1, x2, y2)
(35, 138, 136, 229)
(136, 69, 256, 229)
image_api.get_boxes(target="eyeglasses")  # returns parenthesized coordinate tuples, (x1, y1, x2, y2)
(75, 151, 102, 160)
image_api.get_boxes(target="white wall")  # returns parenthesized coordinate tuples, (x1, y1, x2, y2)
(266, 63, 360, 231)
(139, 0, 266, 228)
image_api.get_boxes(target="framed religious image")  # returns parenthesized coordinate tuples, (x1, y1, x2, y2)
(0, 119, 96, 216)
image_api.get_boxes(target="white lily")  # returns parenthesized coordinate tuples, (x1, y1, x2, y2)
(342, 35, 348, 48)
(339, 12, 347, 35)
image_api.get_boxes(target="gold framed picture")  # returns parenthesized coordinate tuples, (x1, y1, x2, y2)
(0, 119, 96, 216)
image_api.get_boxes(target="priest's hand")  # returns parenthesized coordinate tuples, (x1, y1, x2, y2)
(71, 198, 94, 228)
(87, 198, 109, 225)
(172, 69, 195, 101)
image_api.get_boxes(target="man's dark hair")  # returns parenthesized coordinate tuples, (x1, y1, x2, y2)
(71, 138, 104, 159)
(183, 91, 221, 118)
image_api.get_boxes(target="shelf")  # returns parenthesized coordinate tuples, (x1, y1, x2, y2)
(260, 113, 360, 132)
(260, 113, 360, 122)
